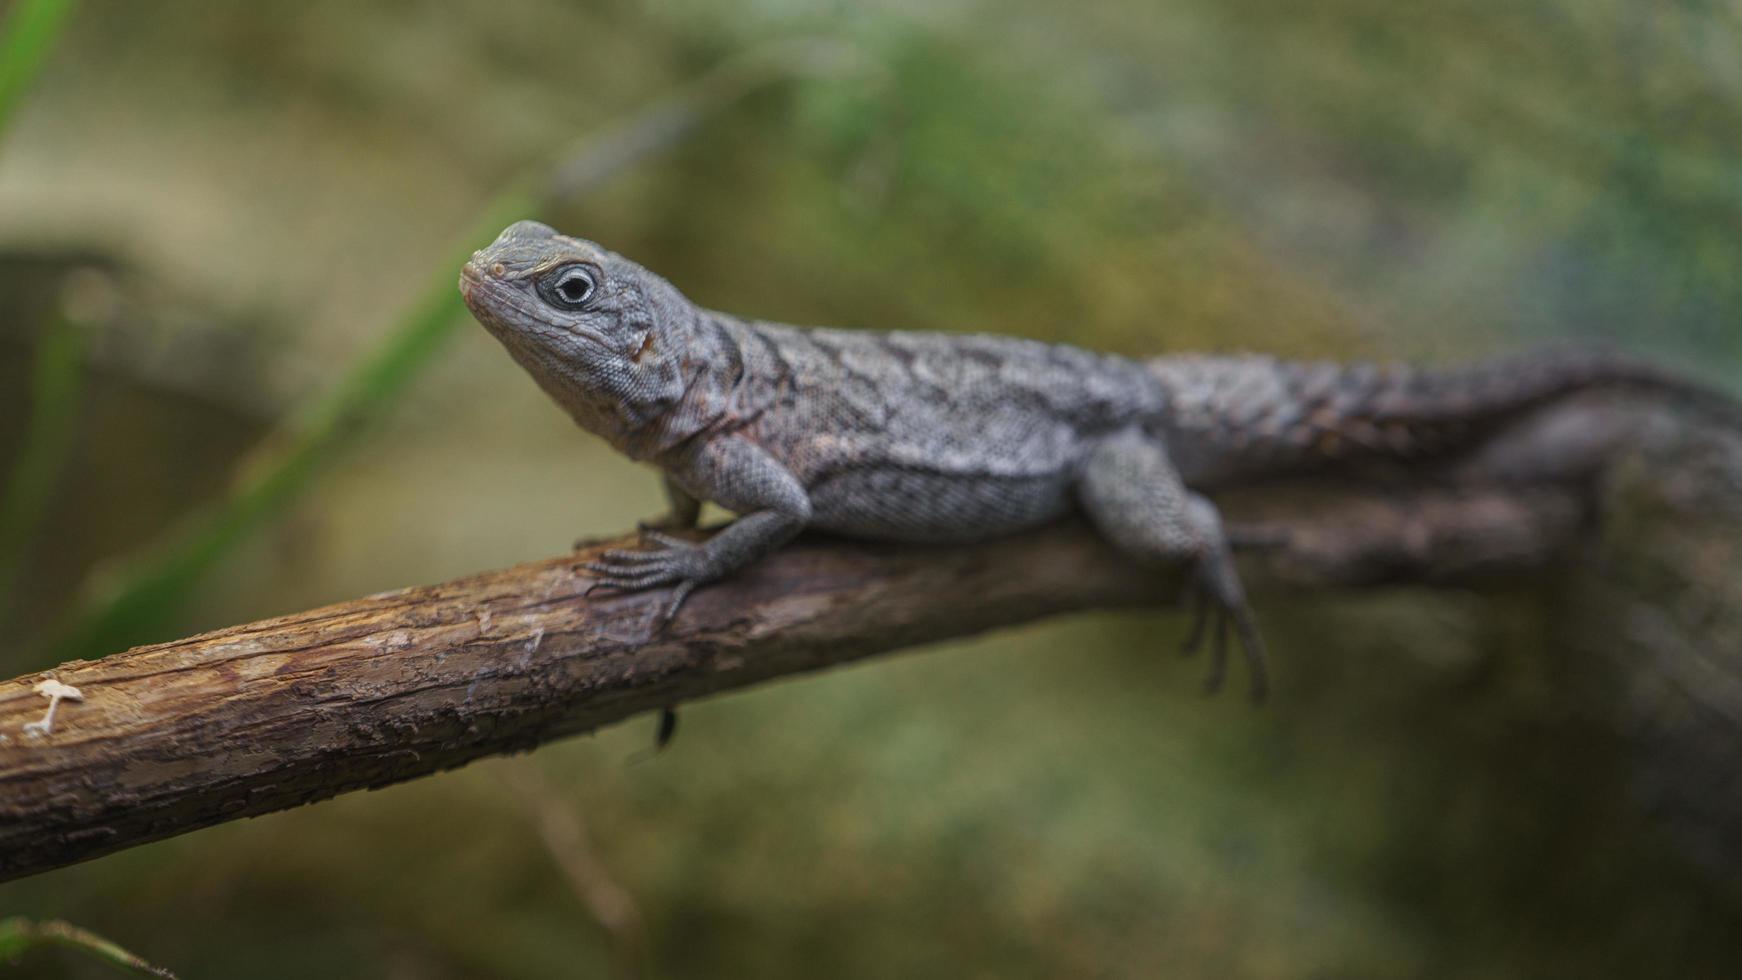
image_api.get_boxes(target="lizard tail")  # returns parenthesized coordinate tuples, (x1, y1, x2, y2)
(1318, 346, 1740, 458)
(1151, 346, 1741, 473)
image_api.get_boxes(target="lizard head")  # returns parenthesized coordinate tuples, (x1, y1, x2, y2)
(459, 220, 696, 452)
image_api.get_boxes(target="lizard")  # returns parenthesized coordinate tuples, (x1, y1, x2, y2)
(458, 219, 1738, 701)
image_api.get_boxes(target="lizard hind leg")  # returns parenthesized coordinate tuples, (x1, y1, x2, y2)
(1079, 431, 1271, 702)
(641, 473, 703, 532)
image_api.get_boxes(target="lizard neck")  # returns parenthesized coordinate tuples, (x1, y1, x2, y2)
(635, 311, 761, 464)
(542, 307, 755, 465)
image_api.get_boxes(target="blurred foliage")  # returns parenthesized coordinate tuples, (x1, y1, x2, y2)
(0, 300, 80, 633)
(48, 41, 853, 664)
(43, 195, 529, 662)
(0, 0, 76, 140)
(1, 0, 1741, 978)
(0, 917, 176, 978)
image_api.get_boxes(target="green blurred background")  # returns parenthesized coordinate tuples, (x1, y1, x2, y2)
(2, 0, 1741, 976)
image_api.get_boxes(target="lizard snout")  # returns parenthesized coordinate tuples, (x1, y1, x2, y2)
(458, 260, 484, 299)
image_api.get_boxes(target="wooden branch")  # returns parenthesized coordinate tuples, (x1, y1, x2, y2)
(0, 482, 1589, 882)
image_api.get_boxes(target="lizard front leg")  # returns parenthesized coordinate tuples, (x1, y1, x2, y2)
(1078, 429, 1270, 700)
(584, 437, 811, 625)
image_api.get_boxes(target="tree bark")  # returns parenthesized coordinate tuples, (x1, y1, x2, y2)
(0, 483, 1586, 882)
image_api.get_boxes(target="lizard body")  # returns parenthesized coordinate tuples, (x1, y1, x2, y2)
(459, 220, 1733, 698)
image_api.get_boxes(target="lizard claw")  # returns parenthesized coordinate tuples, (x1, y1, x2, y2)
(580, 536, 713, 630)
(1178, 550, 1270, 702)
(657, 581, 698, 627)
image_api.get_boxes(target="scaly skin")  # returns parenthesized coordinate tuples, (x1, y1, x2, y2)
(459, 220, 1731, 699)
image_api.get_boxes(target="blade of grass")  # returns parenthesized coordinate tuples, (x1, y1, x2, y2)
(0, 917, 178, 979)
(0, 301, 84, 633)
(51, 40, 859, 663)
(52, 189, 532, 661)
(0, 0, 77, 140)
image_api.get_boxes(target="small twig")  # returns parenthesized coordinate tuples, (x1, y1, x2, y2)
(501, 761, 646, 980)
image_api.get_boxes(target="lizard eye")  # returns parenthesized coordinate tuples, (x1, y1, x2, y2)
(538, 264, 598, 310)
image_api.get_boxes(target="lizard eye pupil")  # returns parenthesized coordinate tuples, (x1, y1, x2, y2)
(539, 265, 598, 309)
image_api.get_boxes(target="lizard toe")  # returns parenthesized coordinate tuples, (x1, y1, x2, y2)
(597, 548, 671, 566)
(1184, 550, 1271, 703)
(582, 538, 715, 629)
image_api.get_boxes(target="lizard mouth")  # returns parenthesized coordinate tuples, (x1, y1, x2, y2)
(458, 259, 486, 294)
(458, 276, 617, 354)
(458, 259, 512, 324)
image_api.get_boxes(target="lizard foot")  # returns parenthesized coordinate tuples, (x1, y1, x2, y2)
(626, 707, 682, 764)
(581, 530, 713, 627)
(1178, 546, 1270, 702)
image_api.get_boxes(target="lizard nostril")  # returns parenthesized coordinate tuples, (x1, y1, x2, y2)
(491, 263, 506, 277)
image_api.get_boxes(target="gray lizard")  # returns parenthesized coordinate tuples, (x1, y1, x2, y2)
(459, 219, 1734, 700)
